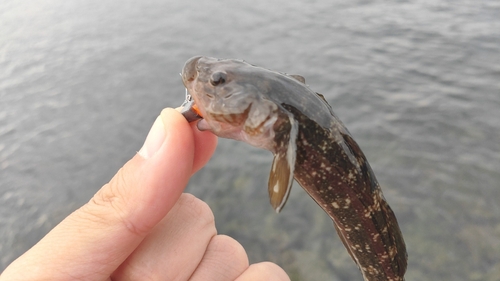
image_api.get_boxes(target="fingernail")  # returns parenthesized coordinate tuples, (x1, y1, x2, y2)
(138, 116, 166, 159)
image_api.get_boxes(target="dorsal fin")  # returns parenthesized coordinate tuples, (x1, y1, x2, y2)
(316, 92, 328, 103)
(289, 74, 306, 84)
(316, 92, 333, 111)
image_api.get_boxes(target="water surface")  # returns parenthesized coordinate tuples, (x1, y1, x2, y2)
(1, 0, 500, 280)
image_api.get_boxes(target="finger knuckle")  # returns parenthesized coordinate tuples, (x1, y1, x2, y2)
(177, 193, 215, 229)
(209, 235, 248, 264)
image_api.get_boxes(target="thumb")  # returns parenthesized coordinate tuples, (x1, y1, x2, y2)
(1, 108, 212, 281)
(92, 108, 196, 235)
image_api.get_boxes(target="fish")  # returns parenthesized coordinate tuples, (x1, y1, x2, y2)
(179, 56, 407, 281)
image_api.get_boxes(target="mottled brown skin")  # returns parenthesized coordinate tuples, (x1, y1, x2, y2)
(181, 56, 407, 281)
(285, 104, 407, 280)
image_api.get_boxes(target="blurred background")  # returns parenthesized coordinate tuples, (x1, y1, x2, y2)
(1, 0, 499, 280)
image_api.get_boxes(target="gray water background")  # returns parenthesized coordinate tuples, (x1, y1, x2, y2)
(1, 0, 500, 280)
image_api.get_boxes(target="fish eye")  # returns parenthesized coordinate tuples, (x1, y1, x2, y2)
(210, 72, 227, 86)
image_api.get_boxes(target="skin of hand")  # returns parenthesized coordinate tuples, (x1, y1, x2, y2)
(0, 108, 290, 281)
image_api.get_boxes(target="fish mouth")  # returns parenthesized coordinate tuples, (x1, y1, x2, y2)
(180, 56, 207, 123)
(179, 88, 251, 127)
(180, 89, 203, 123)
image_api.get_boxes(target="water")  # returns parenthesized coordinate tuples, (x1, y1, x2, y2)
(1, 0, 499, 280)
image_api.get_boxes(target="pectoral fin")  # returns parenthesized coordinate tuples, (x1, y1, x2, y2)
(268, 113, 298, 213)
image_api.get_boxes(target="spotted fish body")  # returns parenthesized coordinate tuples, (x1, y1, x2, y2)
(181, 56, 407, 281)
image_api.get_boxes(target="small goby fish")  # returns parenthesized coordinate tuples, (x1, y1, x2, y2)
(180, 56, 407, 281)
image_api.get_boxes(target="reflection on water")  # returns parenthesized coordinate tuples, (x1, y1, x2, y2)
(1, 0, 500, 279)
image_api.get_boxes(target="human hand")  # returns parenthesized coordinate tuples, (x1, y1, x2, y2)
(1, 108, 290, 281)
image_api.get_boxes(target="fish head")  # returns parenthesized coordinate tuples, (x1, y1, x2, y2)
(181, 56, 303, 212)
(181, 56, 280, 150)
